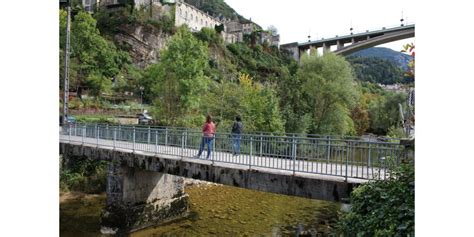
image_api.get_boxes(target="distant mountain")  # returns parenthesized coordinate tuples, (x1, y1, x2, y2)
(346, 56, 406, 85)
(350, 47, 412, 70)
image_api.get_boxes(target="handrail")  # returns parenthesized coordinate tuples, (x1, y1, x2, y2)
(64, 122, 401, 143)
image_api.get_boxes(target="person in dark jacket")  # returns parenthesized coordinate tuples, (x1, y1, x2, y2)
(231, 115, 243, 156)
(196, 114, 216, 159)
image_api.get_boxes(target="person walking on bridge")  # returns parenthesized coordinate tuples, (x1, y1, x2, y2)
(231, 115, 243, 156)
(196, 114, 216, 159)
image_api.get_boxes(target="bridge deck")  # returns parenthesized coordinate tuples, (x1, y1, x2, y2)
(60, 134, 391, 183)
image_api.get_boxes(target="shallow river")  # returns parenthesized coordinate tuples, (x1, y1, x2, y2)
(60, 184, 340, 236)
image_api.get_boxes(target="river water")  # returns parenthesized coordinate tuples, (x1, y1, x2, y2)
(60, 184, 341, 236)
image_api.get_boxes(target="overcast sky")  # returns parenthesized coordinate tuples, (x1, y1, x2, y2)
(224, 0, 415, 51)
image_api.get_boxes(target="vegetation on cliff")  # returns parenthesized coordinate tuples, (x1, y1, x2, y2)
(60, 6, 410, 137)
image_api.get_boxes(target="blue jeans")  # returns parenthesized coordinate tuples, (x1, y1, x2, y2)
(197, 136, 214, 159)
(232, 134, 241, 155)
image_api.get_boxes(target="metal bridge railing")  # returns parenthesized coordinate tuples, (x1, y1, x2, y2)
(60, 123, 407, 180)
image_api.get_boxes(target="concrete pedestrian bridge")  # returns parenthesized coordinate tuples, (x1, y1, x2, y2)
(59, 123, 409, 233)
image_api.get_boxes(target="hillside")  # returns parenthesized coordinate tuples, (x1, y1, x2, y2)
(184, 0, 251, 23)
(350, 47, 411, 70)
(346, 56, 406, 84)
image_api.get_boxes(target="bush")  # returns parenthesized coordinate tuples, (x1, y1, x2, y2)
(337, 158, 414, 236)
(60, 157, 108, 194)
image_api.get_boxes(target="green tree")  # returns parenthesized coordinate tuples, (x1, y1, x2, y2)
(201, 73, 285, 133)
(146, 26, 210, 126)
(60, 10, 131, 97)
(298, 53, 358, 135)
(85, 72, 112, 97)
(368, 91, 407, 135)
(238, 74, 285, 133)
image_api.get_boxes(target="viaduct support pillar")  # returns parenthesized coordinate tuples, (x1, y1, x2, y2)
(100, 162, 189, 234)
(336, 40, 343, 50)
(322, 42, 330, 54)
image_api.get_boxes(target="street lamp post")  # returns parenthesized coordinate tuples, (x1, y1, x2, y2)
(62, 1, 71, 125)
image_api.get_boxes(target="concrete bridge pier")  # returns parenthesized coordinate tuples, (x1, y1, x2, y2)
(337, 40, 343, 50)
(322, 42, 330, 54)
(100, 162, 189, 235)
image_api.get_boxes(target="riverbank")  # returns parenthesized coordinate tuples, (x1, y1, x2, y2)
(60, 183, 340, 236)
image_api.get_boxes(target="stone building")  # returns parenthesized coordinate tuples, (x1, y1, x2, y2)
(84, 0, 279, 46)
(174, 1, 221, 32)
(259, 31, 280, 47)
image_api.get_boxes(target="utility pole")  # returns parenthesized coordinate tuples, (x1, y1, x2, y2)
(63, 1, 71, 125)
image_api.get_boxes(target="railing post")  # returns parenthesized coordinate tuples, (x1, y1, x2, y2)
(326, 136, 331, 174)
(368, 143, 372, 179)
(113, 126, 116, 150)
(249, 136, 253, 169)
(133, 126, 136, 153)
(184, 129, 188, 148)
(292, 135, 297, 175)
(106, 124, 109, 139)
(74, 123, 77, 136)
(82, 125, 85, 145)
(212, 134, 215, 166)
(155, 129, 158, 155)
(165, 128, 168, 146)
(118, 124, 121, 141)
(181, 131, 185, 159)
(259, 133, 263, 158)
(68, 124, 72, 142)
(147, 126, 151, 144)
(345, 142, 349, 182)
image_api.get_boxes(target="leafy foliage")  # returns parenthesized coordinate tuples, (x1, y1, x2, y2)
(226, 42, 295, 83)
(401, 43, 415, 81)
(60, 157, 108, 194)
(298, 52, 358, 135)
(60, 10, 133, 97)
(338, 159, 415, 236)
(145, 26, 211, 127)
(201, 74, 285, 133)
(367, 91, 407, 135)
(94, 4, 176, 35)
(194, 27, 224, 46)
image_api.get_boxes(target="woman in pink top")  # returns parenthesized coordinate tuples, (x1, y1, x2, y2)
(196, 114, 216, 159)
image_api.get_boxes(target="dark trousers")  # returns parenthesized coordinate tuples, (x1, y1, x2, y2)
(232, 134, 241, 155)
(197, 136, 214, 159)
